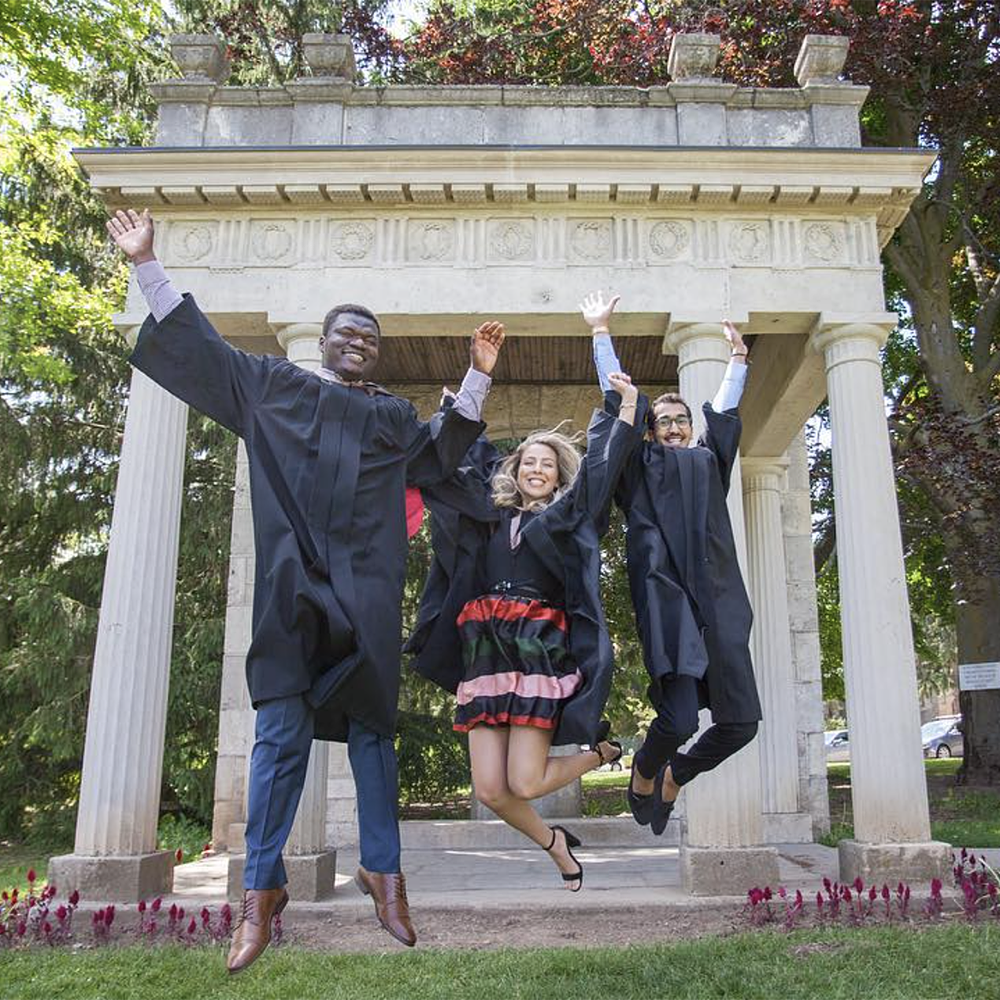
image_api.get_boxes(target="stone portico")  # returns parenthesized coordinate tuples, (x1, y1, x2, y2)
(50, 31, 951, 901)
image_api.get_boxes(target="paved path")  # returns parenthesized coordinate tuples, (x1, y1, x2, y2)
(171, 837, 845, 912)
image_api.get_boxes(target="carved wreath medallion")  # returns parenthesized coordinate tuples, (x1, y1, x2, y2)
(331, 222, 374, 261)
(171, 224, 213, 263)
(649, 221, 690, 259)
(729, 223, 769, 263)
(489, 221, 534, 261)
(570, 220, 612, 261)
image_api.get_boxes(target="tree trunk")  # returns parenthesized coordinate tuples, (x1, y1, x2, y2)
(954, 570, 1000, 786)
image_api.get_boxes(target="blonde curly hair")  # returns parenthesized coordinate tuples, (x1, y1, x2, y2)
(491, 427, 584, 512)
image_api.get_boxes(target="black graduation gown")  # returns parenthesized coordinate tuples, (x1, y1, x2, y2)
(612, 399, 762, 725)
(406, 395, 649, 746)
(129, 295, 484, 741)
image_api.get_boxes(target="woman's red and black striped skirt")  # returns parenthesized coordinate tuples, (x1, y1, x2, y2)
(453, 593, 581, 733)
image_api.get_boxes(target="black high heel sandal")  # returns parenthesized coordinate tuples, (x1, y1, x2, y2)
(546, 825, 583, 892)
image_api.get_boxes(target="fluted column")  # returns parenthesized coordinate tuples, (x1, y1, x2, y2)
(663, 322, 778, 893)
(743, 457, 805, 834)
(811, 319, 949, 883)
(211, 440, 255, 852)
(49, 364, 187, 900)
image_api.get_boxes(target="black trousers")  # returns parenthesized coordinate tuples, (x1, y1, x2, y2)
(634, 674, 757, 786)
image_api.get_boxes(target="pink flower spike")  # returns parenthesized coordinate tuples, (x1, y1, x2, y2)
(187, 918, 196, 934)
(853, 876, 864, 894)
(175, 848, 183, 863)
(56, 905, 68, 921)
(138, 899, 147, 913)
(151, 897, 162, 913)
(68, 890, 79, 907)
(26, 869, 36, 884)
(881, 884, 890, 900)
(869, 886, 878, 901)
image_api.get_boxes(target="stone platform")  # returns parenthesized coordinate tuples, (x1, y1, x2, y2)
(161, 820, 840, 913)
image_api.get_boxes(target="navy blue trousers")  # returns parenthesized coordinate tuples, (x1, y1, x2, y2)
(243, 694, 401, 890)
(634, 675, 758, 786)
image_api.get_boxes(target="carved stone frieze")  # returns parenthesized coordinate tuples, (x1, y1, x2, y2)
(155, 212, 880, 271)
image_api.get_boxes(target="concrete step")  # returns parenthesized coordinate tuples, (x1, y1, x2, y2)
(400, 816, 680, 849)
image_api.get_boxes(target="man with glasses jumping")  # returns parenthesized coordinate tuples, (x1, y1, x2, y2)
(579, 292, 762, 836)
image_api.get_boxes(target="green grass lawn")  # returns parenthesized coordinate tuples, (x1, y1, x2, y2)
(1, 925, 997, 1000)
(823, 757, 1000, 848)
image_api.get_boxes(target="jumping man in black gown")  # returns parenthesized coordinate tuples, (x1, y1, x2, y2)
(107, 208, 504, 969)
(580, 291, 762, 836)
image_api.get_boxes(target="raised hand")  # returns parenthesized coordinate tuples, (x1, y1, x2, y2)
(440, 385, 457, 408)
(607, 372, 638, 426)
(607, 371, 638, 406)
(578, 290, 620, 332)
(722, 320, 748, 364)
(470, 320, 505, 375)
(107, 208, 156, 263)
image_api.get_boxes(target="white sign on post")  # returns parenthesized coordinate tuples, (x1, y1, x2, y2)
(958, 662, 1000, 692)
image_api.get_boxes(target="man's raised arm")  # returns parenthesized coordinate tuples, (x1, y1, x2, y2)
(710, 320, 749, 413)
(108, 209, 269, 437)
(405, 321, 505, 486)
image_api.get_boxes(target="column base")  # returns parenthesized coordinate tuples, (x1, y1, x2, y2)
(681, 844, 780, 896)
(228, 851, 337, 902)
(47, 851, 174, 903)
(838, 839, 952, 886)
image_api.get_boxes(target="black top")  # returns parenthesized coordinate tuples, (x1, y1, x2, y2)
(129, 295, 483, 742)
(484, 509, 563, 603)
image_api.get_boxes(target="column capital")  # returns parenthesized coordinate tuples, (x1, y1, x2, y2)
(276, 322, 323, 369)
(809, 313, 896, 350)
(664, 319, 730, 366)
(741, 456, 790, 492)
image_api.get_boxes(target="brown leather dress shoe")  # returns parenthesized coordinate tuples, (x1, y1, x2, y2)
(355, 866, 417, 947)
(227, 887, 289, 974)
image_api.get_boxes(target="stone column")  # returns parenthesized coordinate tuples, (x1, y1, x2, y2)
(743, 458, 811, 842)
(782, 431, 830, 839)
(326, 743, 359, 850)
(225, 322, 337, 901)
(211, 440, 255, 853)
(663, 321, 778, 894)
(49, 366, 187, 900)
(811, 319, 950, 883)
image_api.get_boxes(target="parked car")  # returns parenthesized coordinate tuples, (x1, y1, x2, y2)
(922, 716, 963, 758)
(825, 729, 850, 763)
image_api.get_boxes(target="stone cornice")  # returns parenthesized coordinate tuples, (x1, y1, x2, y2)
(147, 80, 870, 111)
(77, 146, 935, 235)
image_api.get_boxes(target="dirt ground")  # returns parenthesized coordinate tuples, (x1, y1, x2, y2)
(277, 903, 743, 952)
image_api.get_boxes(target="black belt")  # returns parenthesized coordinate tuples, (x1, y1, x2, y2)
(488, 581, 552, 602)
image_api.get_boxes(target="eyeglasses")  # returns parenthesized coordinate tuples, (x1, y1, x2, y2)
(653, 414, 691, 429)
